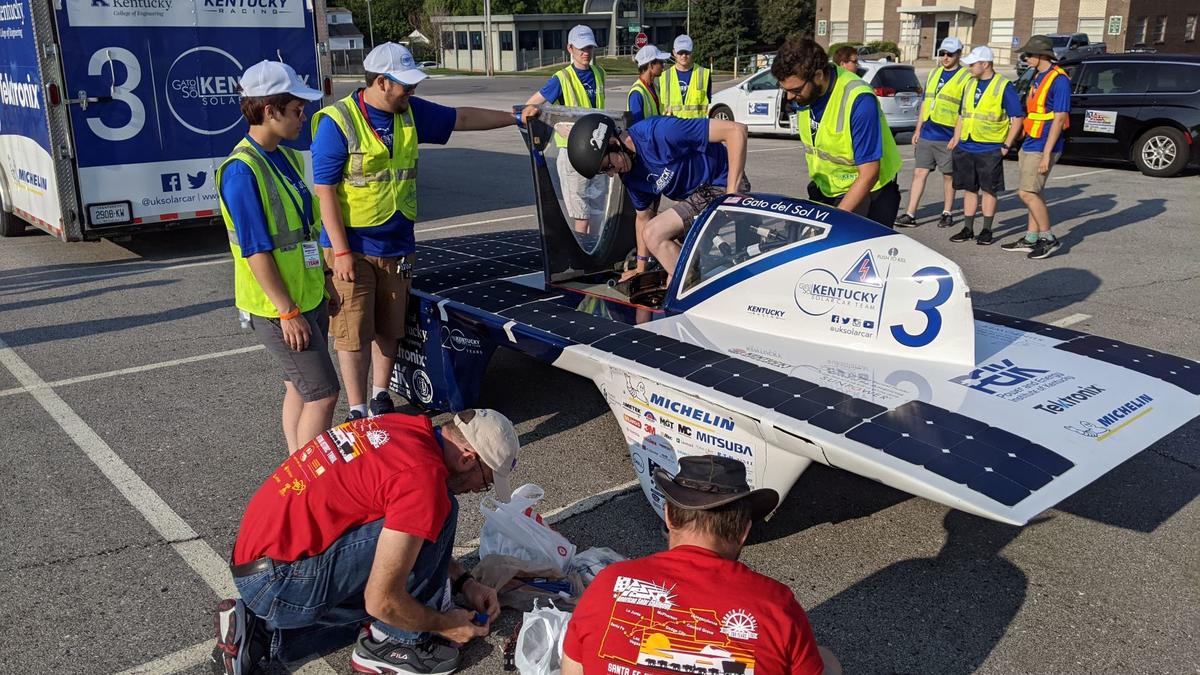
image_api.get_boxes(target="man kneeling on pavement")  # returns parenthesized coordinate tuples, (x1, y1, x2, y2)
(562, 455, 842, 675)
(211, 409, 521, 675)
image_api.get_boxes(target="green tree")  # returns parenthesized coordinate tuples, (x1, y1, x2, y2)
(754, 0, 813, 47)
(689, 0, 751, 71)
(342, 0, 423, 47)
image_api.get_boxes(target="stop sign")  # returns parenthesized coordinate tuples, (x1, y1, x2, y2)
(635, 32, 648, 49)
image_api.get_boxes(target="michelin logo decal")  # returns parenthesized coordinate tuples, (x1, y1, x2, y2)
(1065, 394, 1154, 439)
(648, 393, 735, 431)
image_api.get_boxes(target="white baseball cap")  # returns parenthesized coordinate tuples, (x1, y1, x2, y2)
(363, 42, 427, 86)
(961, 45, 995, 65)
(568, 25, 597, 49)
(673, 34, 694, 53)
(454, 409, 520, 501)
(634, 44, 672, 66)
(939, 36, 964, 53)
(238, 60, 322, 101)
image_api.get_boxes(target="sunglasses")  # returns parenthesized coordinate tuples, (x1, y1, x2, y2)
(386, 76, 418, 93)
(475, 459, 494, 491)
(676, 50, 692, 56)
(937, 50, 957, 57)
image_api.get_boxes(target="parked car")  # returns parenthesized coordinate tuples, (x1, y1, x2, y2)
(1016, 33, 1105, 74)
(1015, 54, 1200, 176)
(857, 45, 896, 62)
(709, 62, 922, 136)
(417, 61, 438, 69)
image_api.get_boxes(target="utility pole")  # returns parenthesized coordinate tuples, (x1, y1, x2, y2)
(686, 0, 690, 35)
(365, 0, 375, 49)
(484, 0, 493, 76)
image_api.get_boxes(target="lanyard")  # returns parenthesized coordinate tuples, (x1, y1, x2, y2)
(357, 90, 394, 155)
(248, 136, 314, 239)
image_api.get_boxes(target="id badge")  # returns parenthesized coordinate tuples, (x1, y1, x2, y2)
(302, 241, 321, 269)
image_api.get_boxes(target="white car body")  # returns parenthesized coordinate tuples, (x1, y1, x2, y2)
(710, 62, 922, 136)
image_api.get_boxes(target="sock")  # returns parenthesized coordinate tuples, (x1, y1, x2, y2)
(1024, 231, 1039, 243)
(371, 386, 389, 399)
(964, 215, 976, 232)
(370, 624, 391, 642)
(982, 215, 994, 231)
(351, 404, 368, 416)
(1038, 231, 1055, 241)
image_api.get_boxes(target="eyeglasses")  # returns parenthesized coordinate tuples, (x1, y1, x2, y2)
(386, 76, 418, 93)
(475, 459, 493, 492)
(782, 79, 815, 97)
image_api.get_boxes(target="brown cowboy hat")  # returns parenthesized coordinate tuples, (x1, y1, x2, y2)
(1016, 35, 1057, 59)
(653, 455, 779, 521)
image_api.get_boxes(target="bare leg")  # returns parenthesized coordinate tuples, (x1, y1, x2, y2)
(1019, 190, 1052, 233)
(371, 337, 398, 392)
(981, 191, 998, 217)
(962, 190, 979, 219)
(643, 209, 687, 283)
(941, 173, 956, 214)
(573, 218, 590, 234)
(904, 168, 931, 216)
(338, 348, 370, 408)
(282, 381, 302, 454)
(296, 394, 338, 451)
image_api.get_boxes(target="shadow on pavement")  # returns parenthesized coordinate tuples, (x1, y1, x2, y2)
(477, 347, 609, 444)
(806, 510, 1029, 675)
(0, 299, 230, 347)
(752, 464, 911, 545)
(973, 267, 1101, 317)
(0, 278, 177, 314)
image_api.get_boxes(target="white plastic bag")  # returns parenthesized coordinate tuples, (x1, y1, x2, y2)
(480, 483, 576, 573)
(514, 600, 572, 675)
(569, 547, 626, 586)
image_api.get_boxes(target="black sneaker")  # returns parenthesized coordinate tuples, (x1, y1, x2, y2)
(1001, 237, 1037, 252)
(1027, 238, 1061, 259)
(937, 212, 955, 228)
(368, 391, 395, 417)
(894, 213, 919, 227)
(346, 409, 366, 423)
(210, 599, 268, 675)
(976, 229, 994, 245)
(351, 632, 460, 674)
(949, 226, 974, 243)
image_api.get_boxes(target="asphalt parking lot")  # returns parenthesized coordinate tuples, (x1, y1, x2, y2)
(1, 74, 1198, 674)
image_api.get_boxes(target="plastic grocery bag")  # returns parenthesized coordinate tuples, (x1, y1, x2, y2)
(514, 600, 571, 675)
(569, 547, 626, 586)
(480, 483, 576, 573)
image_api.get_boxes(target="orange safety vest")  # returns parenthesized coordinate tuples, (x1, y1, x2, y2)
(1023, 66, 1071, 138)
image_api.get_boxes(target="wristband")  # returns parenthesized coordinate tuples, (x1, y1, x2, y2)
(452, 571, 474, 595)
(279, 307, 301, 321)
(333, 250, 353, 258)
(635, 255, 652, 262)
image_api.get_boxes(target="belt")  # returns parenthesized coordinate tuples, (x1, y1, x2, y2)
(230, 556, 286, 578)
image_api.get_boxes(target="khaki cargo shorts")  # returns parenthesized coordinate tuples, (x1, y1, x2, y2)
(324, 250, 413, 352)
(1018, 150, 1060, 194)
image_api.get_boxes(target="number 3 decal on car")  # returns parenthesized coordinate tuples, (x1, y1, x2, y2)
(890, 266, 953, 348)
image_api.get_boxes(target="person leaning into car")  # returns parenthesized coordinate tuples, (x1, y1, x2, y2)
(770, 37, 902, 227)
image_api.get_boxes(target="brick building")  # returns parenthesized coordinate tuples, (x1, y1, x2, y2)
(814, 0, 1198, 67)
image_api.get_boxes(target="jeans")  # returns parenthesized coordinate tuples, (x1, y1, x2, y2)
(233, 495, 459, 663)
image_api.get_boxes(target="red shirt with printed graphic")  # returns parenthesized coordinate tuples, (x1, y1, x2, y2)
(232, 414, 451, 565)
(564, 545, 825, 675)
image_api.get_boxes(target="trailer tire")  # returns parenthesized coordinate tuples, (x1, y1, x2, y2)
(0, 197, 27, 237)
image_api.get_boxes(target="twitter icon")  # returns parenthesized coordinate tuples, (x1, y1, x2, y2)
(187, 171, 207, 189)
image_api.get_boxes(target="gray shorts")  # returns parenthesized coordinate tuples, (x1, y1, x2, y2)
(914, 139, 954, 173)
(670, 176, 753, 227)
(556, 152, 606, 220)
(251, 300, 340, 402)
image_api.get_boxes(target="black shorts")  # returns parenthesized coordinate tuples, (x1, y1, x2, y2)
(952, 147, 1005, 195)
(807, 180, 901, 229)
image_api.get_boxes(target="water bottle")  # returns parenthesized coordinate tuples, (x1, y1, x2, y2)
(238, 309, 252, 331)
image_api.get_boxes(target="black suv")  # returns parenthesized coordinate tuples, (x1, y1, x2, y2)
(1016, 54, 1200, 177)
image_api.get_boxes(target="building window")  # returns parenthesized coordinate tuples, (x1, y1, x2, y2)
(442, 31, 454, 49)
(1077, 17, 1105, 41)
(500, 31, 513, 51)
(1187, 15, 1197, 42)
(456, 31, 468, 50)
(830, 21, 848, 44)
(519, 30, 538, 50)
(1153, 15, 1167, 43)
(470, 31, 483, 50)
(990, 19, 1014, 46)
(543, 29, 563, 50)
(864, 21, 883, 42)
(1032, 18, 1058, 35)
(1134, 16, 1148, 44)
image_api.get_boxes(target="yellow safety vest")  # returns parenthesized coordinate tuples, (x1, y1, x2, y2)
(218, 138, 326, 318)
(921, 66, 971, 127)
(659, 66, 710, 118)
(794, 67, 902, 198)
(627, 78, 661, 120)
(961, 75, 1012, 144)
(553, 64, 606, 147)
(310, 92, 419, 229)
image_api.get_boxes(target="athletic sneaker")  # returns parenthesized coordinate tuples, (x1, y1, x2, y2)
(1027, 238, 1061, 259)
(937, 212, 955, 228)
(346, 409, 366, 423)
(368, 391, 396, 417)
(1001, 237, 1037, 252)
(976, 229, 994, 245)
(894, 213, 919, 227)
(351, 632, 460, 674)
(949, 226, 974, 243)
(210, 598, 268, 675)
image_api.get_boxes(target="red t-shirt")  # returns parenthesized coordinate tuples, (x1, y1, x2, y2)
(564, 545, 825, 675)
(233, 414, 451, 565)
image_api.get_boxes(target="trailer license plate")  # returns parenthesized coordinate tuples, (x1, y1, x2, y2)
(87, 201, 132, 227)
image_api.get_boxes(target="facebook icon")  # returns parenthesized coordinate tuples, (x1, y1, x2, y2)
(160, 173, 181, 192)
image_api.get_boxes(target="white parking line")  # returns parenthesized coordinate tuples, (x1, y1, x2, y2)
(1051, 313, 1092, 327)
(3, 257, 231, 290)
(115, 640, 212, 675)
(747, 146, 794, 153)
(1050, 168, 1111, 181)
(418, 213, 535, 234)
(0, 345, 266, 399)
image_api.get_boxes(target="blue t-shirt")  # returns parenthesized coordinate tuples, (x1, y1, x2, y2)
(1021, 69, 1072, 154)
(959, 77, 1026, 153)
(538, 66, 600, 106)
(671, 67, 712, 101)
(628, 87, 660, 124)
(621, 117, 728, 211)
(920, 67, 964, 142)
(220, 135, 315, 257)
(311, 92, 457, 257)
(803, 67, 883, 165)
